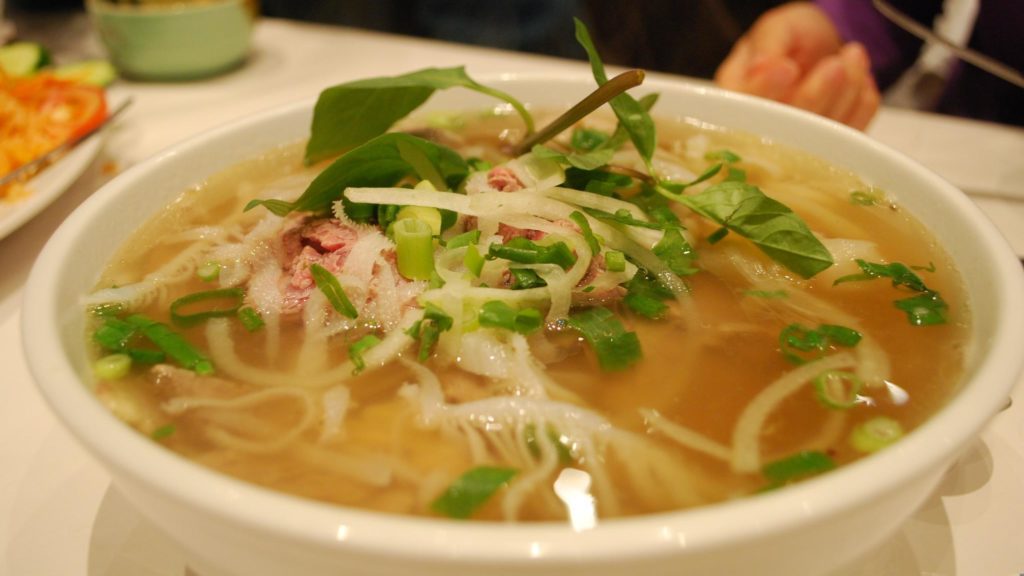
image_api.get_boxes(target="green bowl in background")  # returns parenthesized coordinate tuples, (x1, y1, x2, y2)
(87, 0, 255, 81)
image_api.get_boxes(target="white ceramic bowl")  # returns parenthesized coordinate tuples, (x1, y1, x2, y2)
(22, 73, 1024, 576)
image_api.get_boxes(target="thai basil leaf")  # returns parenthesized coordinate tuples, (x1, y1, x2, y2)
(531, 143, 615, 171)
(247, 133, 468, 218)
(573, 18, 656, 170)
(672, 181, 833, 278)
(305, 66, 533, 164)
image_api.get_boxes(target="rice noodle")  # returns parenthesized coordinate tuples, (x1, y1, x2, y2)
(162, 386, 316, 454)
(204, 310, 422, 388)
(399, 361, 705, 519)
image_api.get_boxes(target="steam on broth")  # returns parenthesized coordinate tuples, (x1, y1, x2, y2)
(85, 70, 967, 523)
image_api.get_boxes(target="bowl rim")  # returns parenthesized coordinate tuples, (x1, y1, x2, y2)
(22, 71, 1024, 564)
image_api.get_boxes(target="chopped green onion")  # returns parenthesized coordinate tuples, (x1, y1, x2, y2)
(151, 424, 176, 440)
(445, 229, 481, 250)
(196, 261, 221, 282)
(508, 268, 547, 290)
(565, 307, 642, 371)
(463, 244, 485, 277)
(569, 210, 600, 256)
(604, 250, 625, 272)
(93, 317, 137, 351)
(813, 370, 864, 409)
(127, 348, 166, 364)
(478, 301, 543, 334)
(406, 303, 453, 361)
(169, 287, 245, 327)
(393, 218, 436, 281)
(310, 263, 359, 318)
(488, 237, 577, 270)
(125, 314, 214, 375)
(349, 334, 382, 373)
(430, 466, 518, 519)
(237, 306, 265, 332)
(394, 204, 443, 236)
(93, 353, 132, 380)
(850, 417, 904, 453)
(762, 450, 835, 488)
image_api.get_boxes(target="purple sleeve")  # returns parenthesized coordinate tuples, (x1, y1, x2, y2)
(814, 0, 937, 88)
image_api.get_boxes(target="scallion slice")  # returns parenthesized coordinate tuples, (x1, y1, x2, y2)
(310, 263, 359, 318)
(849, 416, 903, 453)
(349, 334, 382, 374)
(813, 370, 863, 409)
(478, 301, 542, 334)
(237, 306, 265, 332)
(488, 237, 577, 270)
(169, 287, 245, 327)
(430, 466, 518, 519)
(463, 244, 485, 277)
(93, 353, 132, 380)
(604, 250, 625, 272)
(125, 314, 214, 375)
(762, 450, 835, 488)
(393, 218, 436, 281)
(196, 261, 221, 282)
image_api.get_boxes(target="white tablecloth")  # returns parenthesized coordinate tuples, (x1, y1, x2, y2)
(1, 16, 1022, 576)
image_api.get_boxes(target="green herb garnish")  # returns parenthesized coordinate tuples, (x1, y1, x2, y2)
(488, 237, 577, 270)
(478, 301, 543, 334)
(779, 323, 862, 365)
(565, 307, 642, 371)
(305, 66, 533, 165)
(310, 263, 359, 318)
(431, 466, 518, 519)
(762, 450, 836, 489)
(169, 287, 245, 327)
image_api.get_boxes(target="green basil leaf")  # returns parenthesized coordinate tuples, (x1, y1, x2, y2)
(573, 18, 656, 169)
(305, 66, 533, 164)
(248, 133, 468, 218)
(674, 181, 833, 278)
(531, 143, 615, 171)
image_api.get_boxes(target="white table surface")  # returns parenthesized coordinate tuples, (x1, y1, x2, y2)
(1, 16, 1022, 576)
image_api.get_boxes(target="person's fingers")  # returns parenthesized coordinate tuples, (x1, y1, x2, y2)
(787, 55, 847, 115)
(715, 39, 753, 89)
(844, 76, 881, 130)
(824, 43, 870, 122)
(745, 54, 801, 101)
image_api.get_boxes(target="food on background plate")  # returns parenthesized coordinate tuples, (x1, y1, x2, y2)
(0, 42, 113, 200)
(84, 21, 967, 524)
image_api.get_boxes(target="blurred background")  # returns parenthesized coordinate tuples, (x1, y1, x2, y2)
(4, 0, 786, 81)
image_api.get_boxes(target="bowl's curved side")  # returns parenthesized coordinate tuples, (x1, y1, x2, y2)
(21, 74, 1024, 576)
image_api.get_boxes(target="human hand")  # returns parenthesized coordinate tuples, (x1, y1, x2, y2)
(714, 2, 880, 130)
